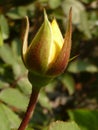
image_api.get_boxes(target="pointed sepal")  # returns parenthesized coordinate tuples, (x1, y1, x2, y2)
(47, 8, 72, 76)
(21, 16, 29, 64)
(24, 10, 53, 74)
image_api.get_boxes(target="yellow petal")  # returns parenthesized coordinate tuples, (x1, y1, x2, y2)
(48, 41, 56, 65)
(51, 19, 64, 50)
(47, 8, 72, 76)
(48, 19, 64, 65)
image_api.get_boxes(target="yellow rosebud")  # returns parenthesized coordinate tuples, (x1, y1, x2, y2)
(21, 8, 72, 87)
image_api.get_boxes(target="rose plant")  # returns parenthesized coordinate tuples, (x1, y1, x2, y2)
(18, 8, 72, 130)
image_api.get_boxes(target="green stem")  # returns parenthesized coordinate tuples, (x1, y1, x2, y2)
(18, 87, 40, 130)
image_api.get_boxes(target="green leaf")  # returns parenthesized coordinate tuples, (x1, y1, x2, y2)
(48, 121, 81, 130)
(7, 7, 28, 19)
(11, 38, 22, 57)
(0, 44, 17, 65)
(0, 42, 26, 78)
(68, 60, 98, 73)
(61, 73, 75, 95)
(62, 0, 91, 38)
(11, 38, 27, 77)
(1, 104, 21, 129)
(0, 26, 3, 46)
(78, 11, 92, 38)
(0, 80, 9, 89)
(62, 0, 84, 24)
(17, 76, 32, 95)
(68, 109, 98, 130)
(0, 88, 29, 111)
(0, 103, 10, 130)
(48, 0, 62, 9)
(26, 127, 34, 130)
(7, 4, 35, 19)
(80, 0, 92, 4)
(39, 89, 51, 110)
(0, 15, 9, 39)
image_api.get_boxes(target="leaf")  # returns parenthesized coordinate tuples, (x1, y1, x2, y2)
(11, 38, 27, 77)
(26, 128, 34, 130)
(17, 76, 32, 95)
(0, 44, 17, 65)
(0, 26, 3, 46)
(7, 7, 28, 19)
(39, 89, 51, 110)
(0, 42, 26, 78)
(0, 14, 9, 39)
(0, 103, 10, 130)
(0, 80, 9, 89)
(0, 88, 29, 111)
(1, 104, 21, 129)
(48, 0, 62, 9)
(7, 4, 35, 19)
(68, 109, 98, 130)
(78, 11, 92, 38)
(48, 121, 81, 130)
(62, 0, 91, 38)
(61, 73, 75, 95)
(62, 0, 84, 24)
(80, 0, 92, 4)
(11, 38, 22, 57)
(68, 60, 98, 73)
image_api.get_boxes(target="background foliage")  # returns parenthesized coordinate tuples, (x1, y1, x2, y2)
(0, 0, 98, 130)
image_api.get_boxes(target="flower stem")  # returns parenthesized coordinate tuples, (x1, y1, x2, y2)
(18, 87, 40, 130)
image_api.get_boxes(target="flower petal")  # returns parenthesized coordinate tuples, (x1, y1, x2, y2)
(51, 19, 64, 49)
(48, 19, 64, 65)
(47, 8, 72, 76)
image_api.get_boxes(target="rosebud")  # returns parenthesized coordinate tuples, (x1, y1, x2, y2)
(21, 8, 72, 87)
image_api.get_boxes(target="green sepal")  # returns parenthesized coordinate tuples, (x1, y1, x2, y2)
(28, 71, 54, 88)
(24, 10, 52, 74)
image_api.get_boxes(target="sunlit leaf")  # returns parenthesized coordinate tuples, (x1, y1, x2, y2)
(0, 14, 9, 39)
(61, 73, 75, 95)
(48, 0, 62, 9)
(0, 103, 10, 130)
(0, 27, 3, 46)
(0, 44, 17, 65)
(39, 89, 52, 110)
(62, 0, 91, 38)
(17, 76, 32, 95)
(0, 42, 26, 78)
(7, 4, 35, 19)
(26, 127, 34, 130)
(0, 80, 9, 89)
(1, 104, 21, 129)
(62, 0, 84, 24)
(48, 121, 80, 130)
(68, 60, 98, 73)
(68, 109, 98, 130)
(0, 88, 29, 111)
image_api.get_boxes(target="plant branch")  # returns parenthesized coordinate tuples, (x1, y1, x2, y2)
(18, 87, 40, 130)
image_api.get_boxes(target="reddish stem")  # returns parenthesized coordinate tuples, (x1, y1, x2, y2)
(18, 87, 40, 130)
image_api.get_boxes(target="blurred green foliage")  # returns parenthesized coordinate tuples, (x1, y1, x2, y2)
(0, 0, 98, 130)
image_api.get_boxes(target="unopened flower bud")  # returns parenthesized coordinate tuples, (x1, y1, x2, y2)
(21, 8, 72, 87)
